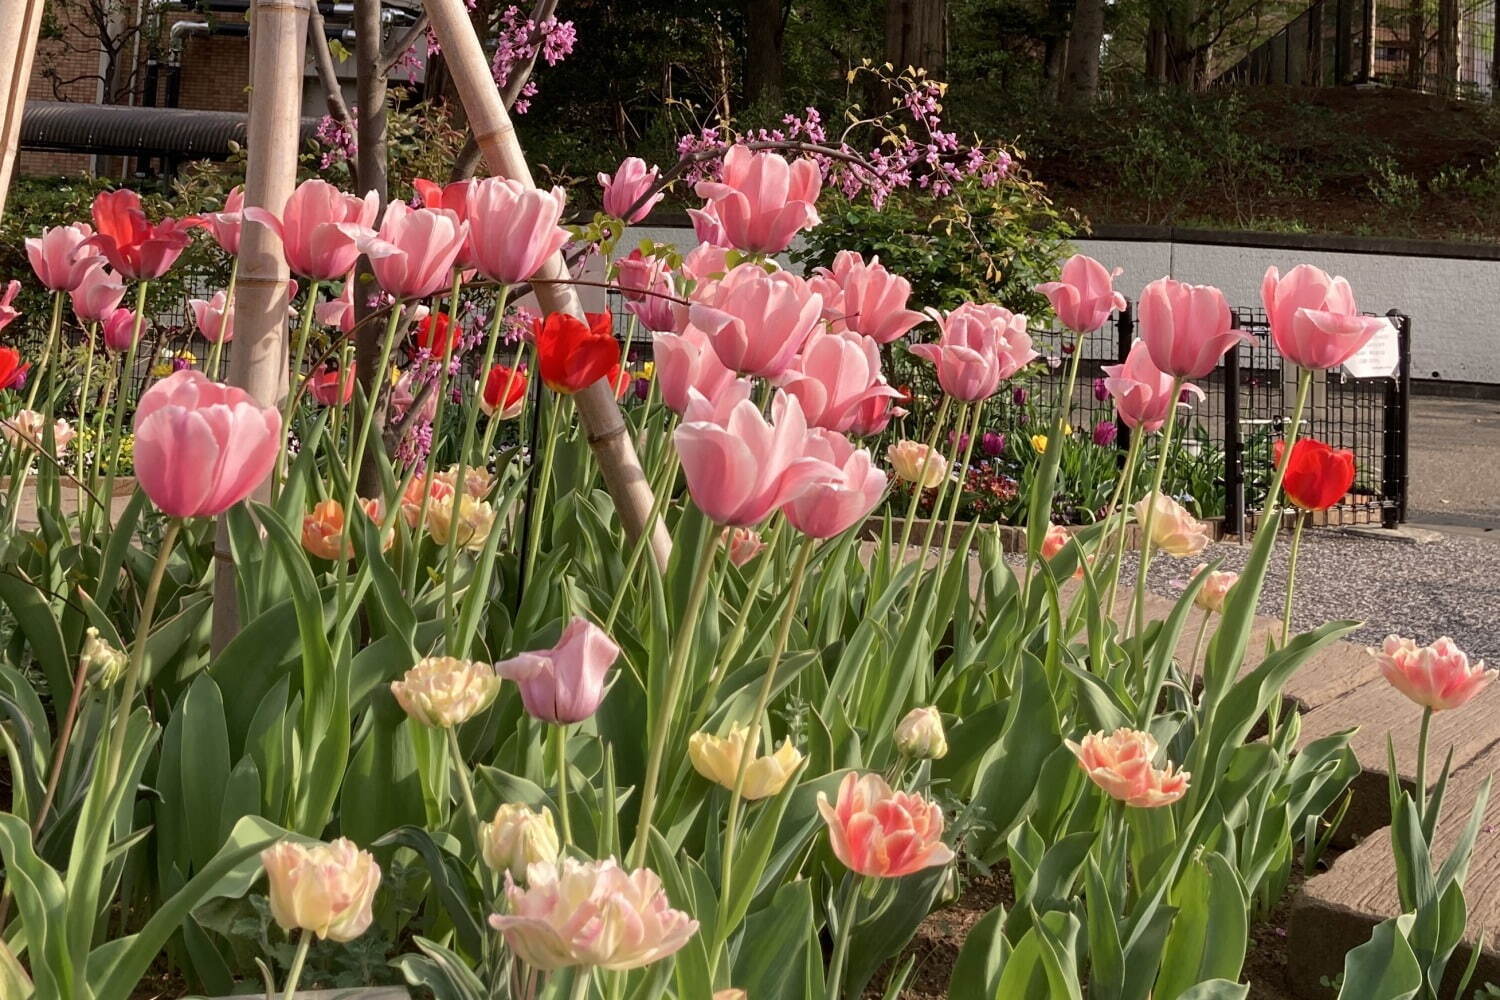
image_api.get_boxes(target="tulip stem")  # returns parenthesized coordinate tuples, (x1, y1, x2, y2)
(446, 725, 485, 846)
(1130, 375, 1185, 647)
(278, 279, 322, 493)
(894, 395, 951, 565)
(1279, 510, 1308, 648)
(281, 929, 313, 1000)
(904, 401, 975, 625)
(100, 280, 149, 530)
(690, 516, 785, 734)
(629, 525, 717, 869)
(522, 391, 561, 595)
(567, 969, 592, 1000)
(24, 291, 64, 412)
(1103, 432, 1145, 618)
(423, 271, 464, 631)
(935, 402, 987, 560)
(825, 877, 865, 1000)
(207, 259, 238, 381)
(102, 518, 180, 789)
(1416, 705, 1433, 821)
(1187, 608, 1213, 710)
(716, 536, 815, 963)
(552, 722, 573, 846)
(344, 299, 404, 510)
(604, 450, 680, 633)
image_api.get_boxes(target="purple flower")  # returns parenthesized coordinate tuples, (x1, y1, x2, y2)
(1012, 387, 1029, 406)
(633, 376, 651, 401)
(948, 430, 971, 452)
(1093, 376, 1109, 401)
(1092, 420, 1118, 448)
(980, 431, 1005, 457)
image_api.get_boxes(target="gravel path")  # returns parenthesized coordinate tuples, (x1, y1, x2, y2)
(1114, 529, 1500, 662)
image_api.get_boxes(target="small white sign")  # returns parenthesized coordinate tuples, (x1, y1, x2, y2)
(1342, 319, 1400, 379)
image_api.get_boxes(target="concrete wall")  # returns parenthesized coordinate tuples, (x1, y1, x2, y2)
(627, 223, 1500, 385)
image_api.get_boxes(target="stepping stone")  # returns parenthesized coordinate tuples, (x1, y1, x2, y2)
(1286, 738, 1500, 998)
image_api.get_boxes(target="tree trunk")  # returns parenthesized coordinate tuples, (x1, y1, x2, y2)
(1061, 0, 1104, 105)
(884, 0, 948, 76)
(744, 0, 784, 105)
(1437, 0, 1458, 93)
(1144, 14, 1168, 85)
(1161, 0, 1199, 89)
(354, 0, 390, 497)
(1040, 0, 1073, 103)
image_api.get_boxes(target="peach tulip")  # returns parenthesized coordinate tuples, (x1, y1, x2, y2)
(494, 618, 621, 724)
(1041, 522, 1070, 560)
(673, 389, 838, 527)
(652, 327, 738, 414)
(261, 838, 381, 942)
(244, 179, 378, 281)
(489, 857, 699, 971)
(70, 265, 126, 324)
(1133, 492, 1211, 557)
(399, 473, 454, 529)
(689, 723, 803, 800)
(301, 498, 351, 560)
(1191, 564, 1238, 613)
(480, 803, 560, 878)
(188, 290, 234, 343)
(424, 491, 495, 550)
(599, 156, 664, 223)
(783, 428, 887, 539)
(1370, 635, 1495, 712)
(817, 772, 955, 878)
(1138, 278, 1246, 379)
(360, 201, 469, 300)
(391, 656, 502, 728)
(1262, 264, 1387, 371)
(1104, 339, 1204, 434)
(1066, 727, 1190, 808)
(689, 263, 822, 378)
(777, 329, 901, 433)
(912, 302, 1037, 402)
(887, 440, 946, 488)
(2, 410, 74, 456)
(895, 706, 948, 759)
(26, 222, 102, 291)
(132, 370, 280, 518)
(722, 526, 766, 567)
(1036, 254, 1126, 335)
(465, 177, 569, 285)
(811, 250, 925, 343)
(694, 145, 821, 254)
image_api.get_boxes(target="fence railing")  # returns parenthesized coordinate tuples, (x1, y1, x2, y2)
(1216, 0, 1500, 100)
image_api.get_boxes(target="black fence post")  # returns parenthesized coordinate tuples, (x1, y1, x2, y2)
(1224, 311, 1245, 538)
(1114, 301, 1133, 461)
(1381, 310, 1412, 527)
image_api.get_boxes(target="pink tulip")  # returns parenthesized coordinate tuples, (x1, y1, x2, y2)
(1036, 254, 1126, 335)
(87, 189, 195, 280)
(1262, 264, 1387, 371)
(674, 389, 838, 526)
(682, 241, 731, 283)
(687, 203, 728, 246)
(493, 618, 621, 724)
(777, 329, 901, 432)
(489, 857, 699, 970)
(652, 327, 738, 414)
(317, 277, 357, 335)
(599, 156, 664, 223)
(817, 772, 955, 878)
(1066, 727, 1190, 808)
(1370, 635, 1496, 712)
(614, 250, 663, 301)
(1190, 564, 1238, 613)
(358, 201, 469, 300)
(189, 290, 234, 343)
(243, 179, 379, 282)
(26, 223, 102, 291)
(197, 186, 246, 255)
(847, 394, 905, 436)
(1138, 278, 1246, 378)
(617, 251, 682, 333)
(811, 251, 925, 343)
(689, 263, 822, 378)
(693, 145, 821, 254)
(465, 177, 569, 285)
(70, 265, 126, 325)
(722, 527, 766, 566)
(132, 370, 281, 518)
(0, 281, 19, 332)
(1103, 339, 1205, 434)
(101, 308, 138, 351)
(1041, 523, 1070, 560)
(783, 429, 887, 538)
(911, 302, 1037, 402)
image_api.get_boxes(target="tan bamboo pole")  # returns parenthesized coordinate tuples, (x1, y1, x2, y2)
(422, 0, 672, 569)
(0, 0, 46, 223)
(212, 0, 311, 650)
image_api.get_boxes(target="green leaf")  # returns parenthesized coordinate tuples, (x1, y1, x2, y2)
(0, 813, 77, 998)
(1154, 851, 1248, 1000)
(948, 903, 1009, 1000)
(1335, 913, 1422, 1000)
(373, 826, 485, 960)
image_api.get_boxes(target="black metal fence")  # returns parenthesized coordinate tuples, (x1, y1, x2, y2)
(1218, 0, 1500, 99)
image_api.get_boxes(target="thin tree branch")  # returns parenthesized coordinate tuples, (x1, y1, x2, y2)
(307, 2, 355, 127)
(380, 12, 430, 73)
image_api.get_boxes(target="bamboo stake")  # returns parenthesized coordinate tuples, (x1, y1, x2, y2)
(212, 0, 311, 650)
(422, 0, 672, 569)
(0, 0, 46, 223)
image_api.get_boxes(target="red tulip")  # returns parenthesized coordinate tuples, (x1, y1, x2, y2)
(0, 346, 29, 391)
(308, 366, 357, 407)
(481, 363, 528, 419)
(533, 312, 619, 394)
(87, 189, 195, 280)
(1274, 438, 1355, 511)
(415, 312, 461, 357)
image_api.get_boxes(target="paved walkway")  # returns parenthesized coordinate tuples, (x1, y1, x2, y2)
(1408, 394, 1500, 533)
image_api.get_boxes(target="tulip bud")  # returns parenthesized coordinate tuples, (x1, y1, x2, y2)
(895, 707, 948, 759)
(479, 803, 560, 878)
(260, 837, 381, 942)
(81, 627, 127, 688)
(390, 656, 501, 728)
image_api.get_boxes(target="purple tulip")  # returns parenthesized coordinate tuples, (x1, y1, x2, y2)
(948, 430, 971, 452)
(1092, 420, 1118, 447)
(1012, 387, 1029, 406)
(1093, 376, 1109, 401)
(980, 431, 1005, 457)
